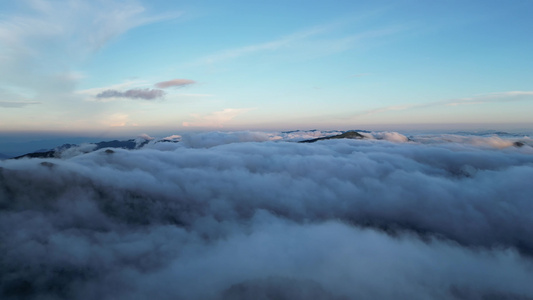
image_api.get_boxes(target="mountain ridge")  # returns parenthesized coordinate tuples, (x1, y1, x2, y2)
(13, 138, 154, 159)
(298, 131, 365, 143)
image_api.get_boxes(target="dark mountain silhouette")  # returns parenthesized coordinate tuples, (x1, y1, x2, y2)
(13, 150, 56, 159)
(299, 131, 365, 143)
(13, 139, 153, 159)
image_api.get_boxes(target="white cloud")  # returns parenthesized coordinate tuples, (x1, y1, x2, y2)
(0, 0, 180, 100)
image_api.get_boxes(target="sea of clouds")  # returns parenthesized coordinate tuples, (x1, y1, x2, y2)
(1, 130, 533, 299)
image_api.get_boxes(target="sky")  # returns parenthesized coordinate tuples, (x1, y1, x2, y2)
(0, 0, 532, 137)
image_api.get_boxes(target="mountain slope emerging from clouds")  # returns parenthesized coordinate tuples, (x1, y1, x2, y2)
(8, 130, 532, 160)
(13, 138, 153, 159)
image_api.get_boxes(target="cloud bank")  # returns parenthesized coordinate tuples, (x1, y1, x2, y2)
(96, 88, 165, 100)
(1, 132, 533, 299)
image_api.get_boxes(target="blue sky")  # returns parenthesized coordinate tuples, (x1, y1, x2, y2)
(0, 0, 532, 136)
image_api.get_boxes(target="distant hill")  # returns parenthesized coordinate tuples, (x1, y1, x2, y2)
(0, 153, 10, 160)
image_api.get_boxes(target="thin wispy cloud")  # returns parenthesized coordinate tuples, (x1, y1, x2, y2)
(351, 73, 371, 77)
(77, 80, 146, 97)
(155, 79, 196, 89)
(96, 88, 165, 100)
(0, 0, 180, 53)
(352, 105, 410, 117)
(183, 108, 255, 127)
(302, 25, 407, 58)
(350, 91, 533, 118)
(174, 93, 213, 98)
(82, 80, 204, 102)
(195, 20, 406, 65)
(199, 25, 332, 64)
(0, 101, 40, 108)
(442, 91, 533, 106)
(0, 0, 180, 101)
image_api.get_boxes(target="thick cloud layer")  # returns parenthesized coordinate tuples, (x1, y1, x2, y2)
(1, 133, 533, 299)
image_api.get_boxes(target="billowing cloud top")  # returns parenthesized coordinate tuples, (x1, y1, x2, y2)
(1, 131, 533, 299)
(155, 79, 196, 89)
(96, 88, 165, 100)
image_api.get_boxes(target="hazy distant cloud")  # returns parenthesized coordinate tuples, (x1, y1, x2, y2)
(101, 113, 131, 127)
(0, 101, 40, 108)
(183, 108, 255, 127)
(351, 105, 410, 118)
(442, 91, 533, 106)
(350, 90, 533, 118)
(96, 88, 165, 100)
(155, 79, 196, 89)
(351, 73, 371, 77)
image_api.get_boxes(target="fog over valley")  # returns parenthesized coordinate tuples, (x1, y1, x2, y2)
(1, 130, 533, 299)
